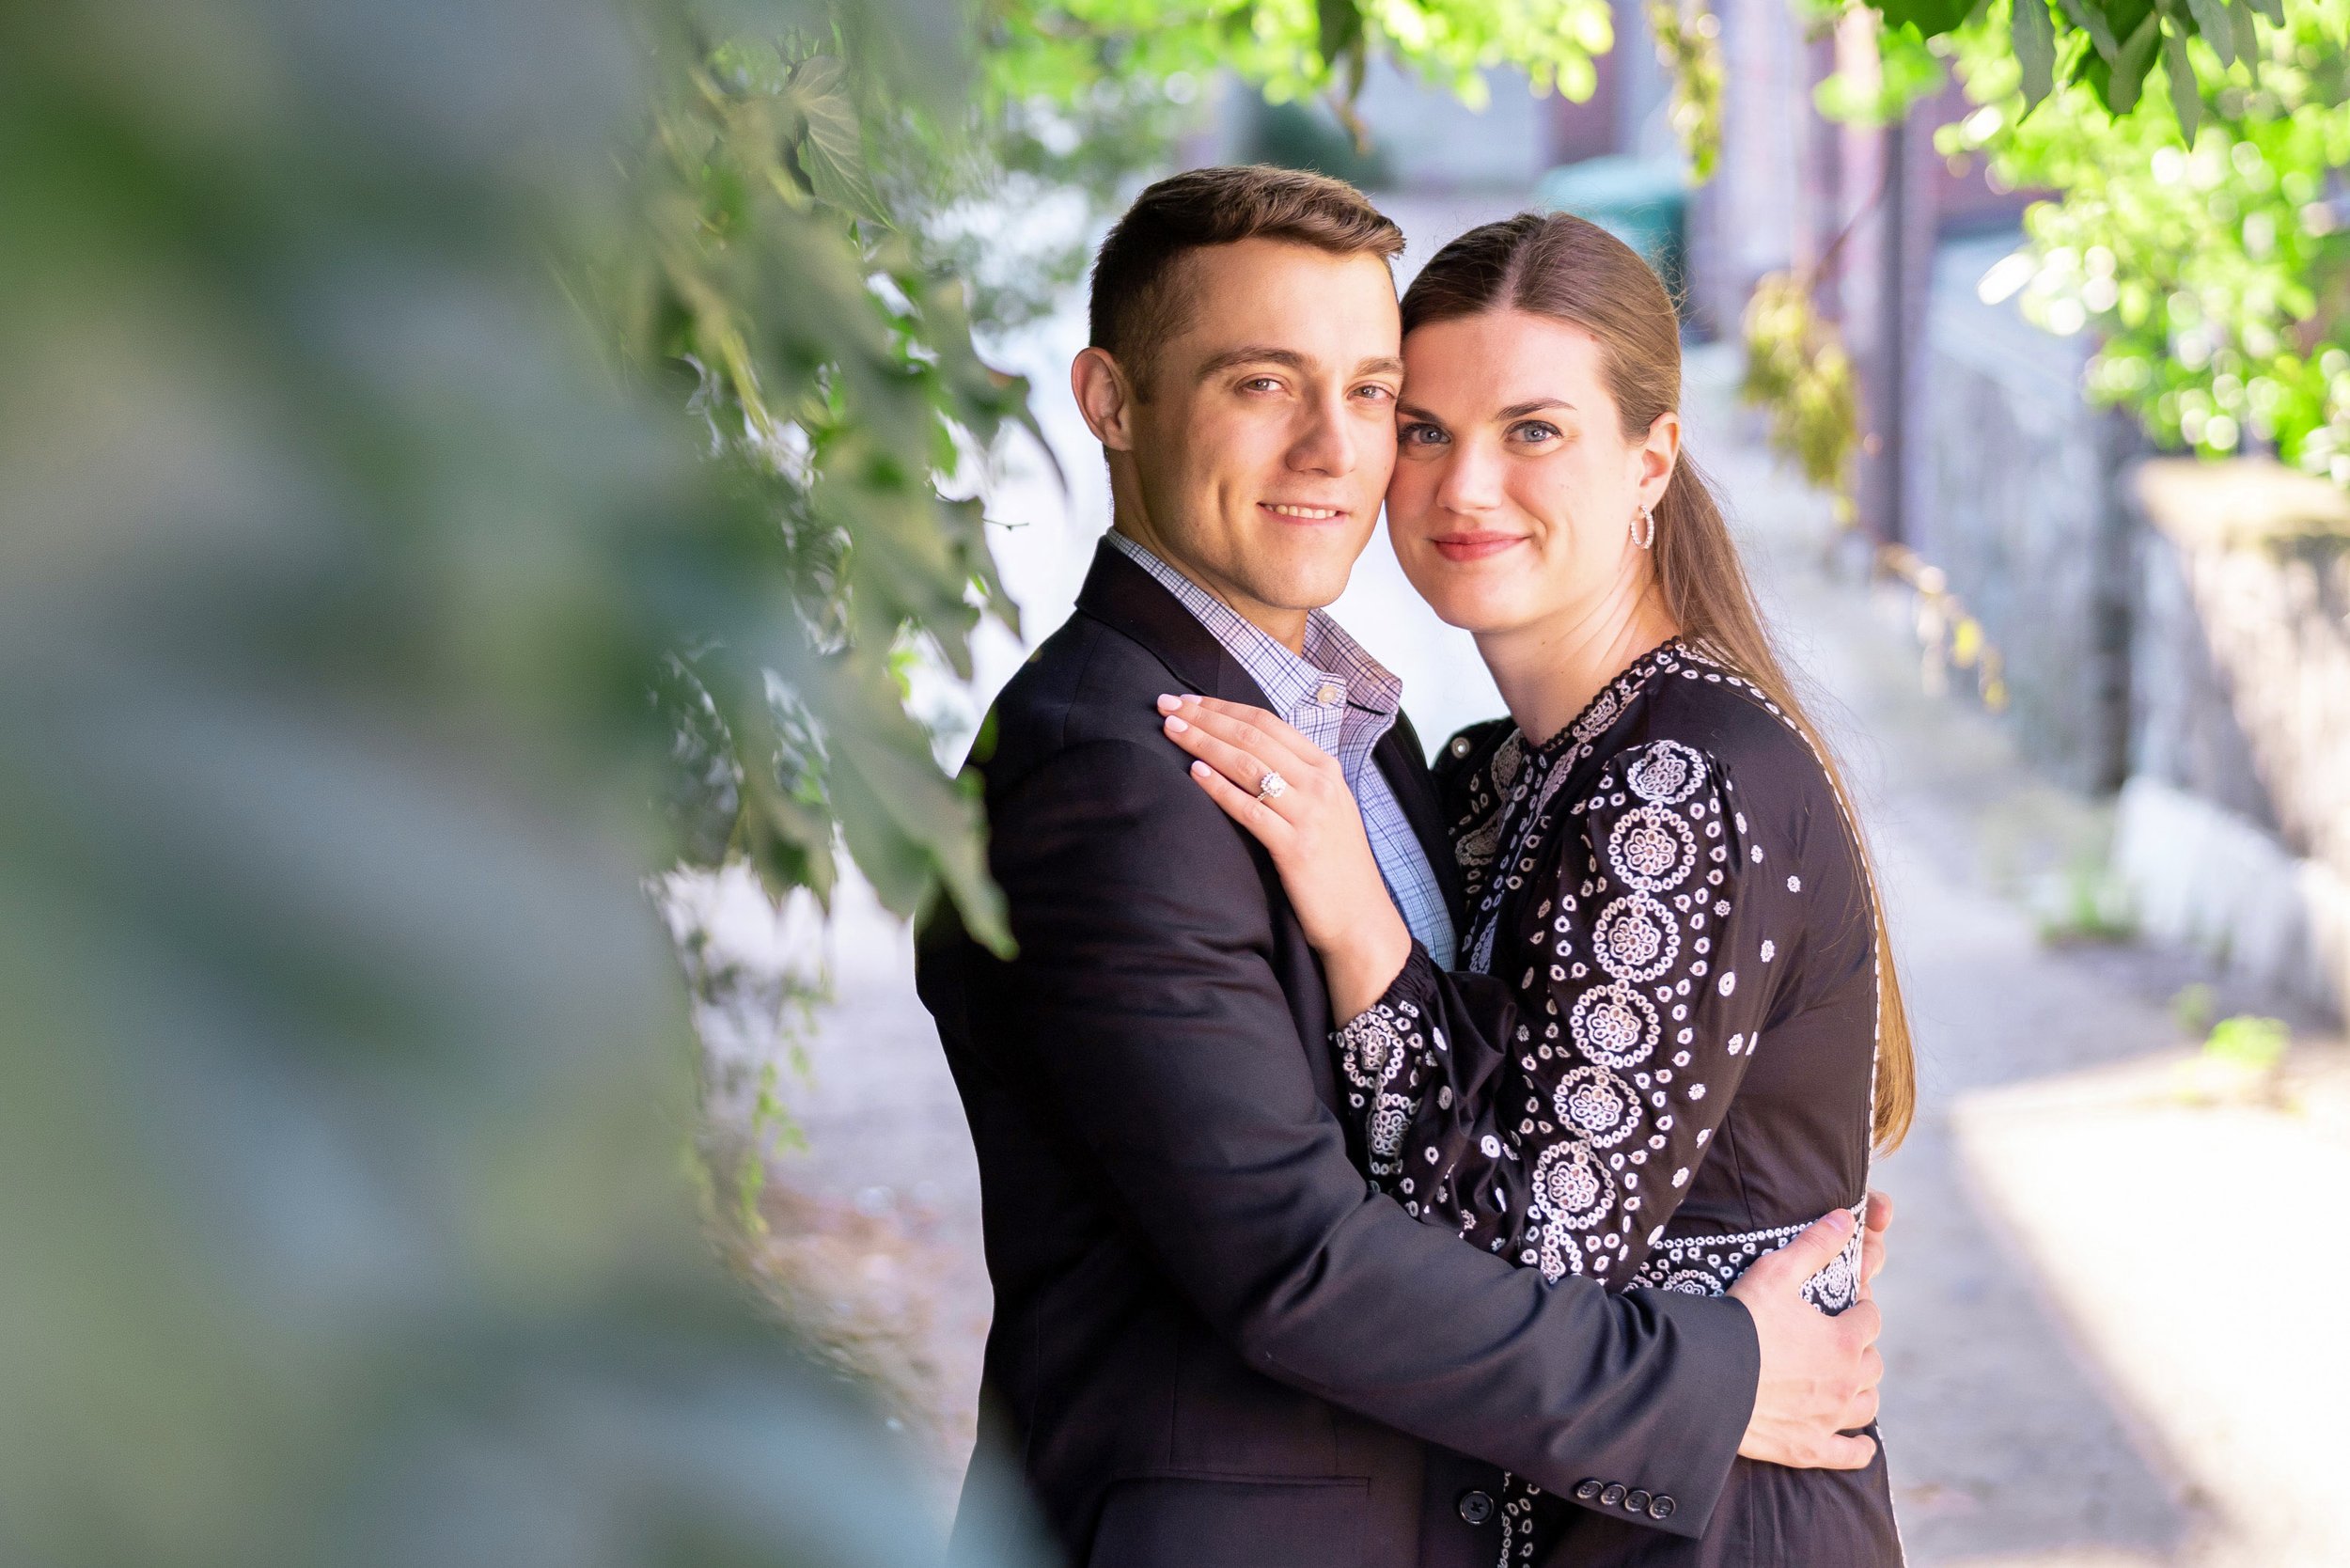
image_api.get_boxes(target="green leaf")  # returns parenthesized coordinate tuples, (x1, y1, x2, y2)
(1875, 0, 1979, 38)
(788, 55, 887, 225)
(2012, 0, 2058, 107)
(2162, 18, 2201, 140)
(1317, 0, 1365, 76)
(2104, 8, 2162, 111)
(2182, 0, 2234, 64)
(2057, 0, 2123, 62)
(2243, 0, 2282, 24)
(2229, 0, 2263, 80)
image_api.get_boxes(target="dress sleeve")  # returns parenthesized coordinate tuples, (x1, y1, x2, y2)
(1333, 737, 1784, 1288)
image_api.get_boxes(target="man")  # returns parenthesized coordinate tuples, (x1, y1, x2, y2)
(916, 165, 1885, 1568)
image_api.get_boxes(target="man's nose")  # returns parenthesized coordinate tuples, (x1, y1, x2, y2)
(1289, 392, 1358, 477)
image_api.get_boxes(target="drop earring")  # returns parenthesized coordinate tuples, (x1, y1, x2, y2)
(1631, 504, 1655, 550)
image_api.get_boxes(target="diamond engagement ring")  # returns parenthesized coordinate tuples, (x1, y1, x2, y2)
(1255, 770, 1288, 802)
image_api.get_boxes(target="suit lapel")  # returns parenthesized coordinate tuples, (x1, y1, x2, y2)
(1073, 541, 1343, 1114)
(1073, 541, 1277, 714)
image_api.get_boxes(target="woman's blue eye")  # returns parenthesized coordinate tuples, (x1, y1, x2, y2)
(1512, 421, 1561, 443)
(1401, 422, 1447, 446)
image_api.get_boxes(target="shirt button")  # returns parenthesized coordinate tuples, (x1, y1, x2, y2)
(1649, 1494, 1677, 1521)
(1599, 1483, 1627, 1508)
(1449, 735, 1472, 757)
(1455, 1489, 1495, 1526)
(1316, 682, 1342, 706)
(1626, 1489, 1652, 1514)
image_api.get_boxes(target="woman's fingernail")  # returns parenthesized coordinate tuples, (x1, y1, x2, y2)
(1181, 694, 1202, 704)
(1155, 694, 1181, 713)
(1164, 714, 1189, 734)
(1191, 760, 1212, 777)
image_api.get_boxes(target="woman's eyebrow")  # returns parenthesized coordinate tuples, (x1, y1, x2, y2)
(1496, 397, 1574, 418)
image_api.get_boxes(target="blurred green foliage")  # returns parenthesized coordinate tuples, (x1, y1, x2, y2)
(1742, 274, 1863, 521)
(1939, 0, 2350, 481)
(986, 0, 1619, 110)
(0, 0, 1058, 1559)
(1648, 0, 1728, 181)
(2203, 1011, 2292, 1070)
(1748, 0, 2347, 512)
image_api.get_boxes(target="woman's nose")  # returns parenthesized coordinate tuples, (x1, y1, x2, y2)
(1435, 443, 1502, 513)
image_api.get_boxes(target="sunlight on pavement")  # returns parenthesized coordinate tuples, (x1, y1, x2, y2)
(1955, 1060, 2350, 1568)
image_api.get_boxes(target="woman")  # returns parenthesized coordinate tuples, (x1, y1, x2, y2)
(1157, 212, 1911, 1565)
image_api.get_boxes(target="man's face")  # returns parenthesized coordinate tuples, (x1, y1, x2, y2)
(1089, 239, 1402, 630)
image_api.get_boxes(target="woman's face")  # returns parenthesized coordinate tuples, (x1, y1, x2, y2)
(1386, 308, 1678, 637)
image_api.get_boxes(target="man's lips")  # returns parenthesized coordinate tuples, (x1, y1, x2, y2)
(1429, 531, 1523, 561)
(1258, 501, 1349, 522)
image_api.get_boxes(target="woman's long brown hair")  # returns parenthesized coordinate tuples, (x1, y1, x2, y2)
(1401, 212, 1915, 1151)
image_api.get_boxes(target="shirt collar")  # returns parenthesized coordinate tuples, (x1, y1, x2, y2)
(1104, 530, 1401, 726)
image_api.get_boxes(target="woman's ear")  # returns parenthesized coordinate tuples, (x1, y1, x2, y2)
(1637, 408, 1682, 510)
(1072, 347, 1137, 451)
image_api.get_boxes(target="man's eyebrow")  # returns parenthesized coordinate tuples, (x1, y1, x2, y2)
(1355, 356, 1404, 379)
(1194, 345, 1314, 380)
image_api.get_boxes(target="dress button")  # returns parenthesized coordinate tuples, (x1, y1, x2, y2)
(1599, 1483, 1626, 1508)
(1625, 1489, 1652, 1513)
(1455, 1489, 1495, 1526)
(1573, 1479, 1603, 1502)
(1449, 735, 1472, 757)
(1649, 1494, 1677, 1521)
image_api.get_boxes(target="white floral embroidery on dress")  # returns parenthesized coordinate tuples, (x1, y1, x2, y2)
(1337, 1000, 1422, 1178)
(1631, 1200, 1869, 1313)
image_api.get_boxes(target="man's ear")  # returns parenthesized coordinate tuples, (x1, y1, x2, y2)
(1072, 346, 1139, 451)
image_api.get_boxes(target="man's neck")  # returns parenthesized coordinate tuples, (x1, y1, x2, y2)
(1110, 518, 1310, 655)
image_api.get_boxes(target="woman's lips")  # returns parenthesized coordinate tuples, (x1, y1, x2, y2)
(1429, 532, 1523, 562)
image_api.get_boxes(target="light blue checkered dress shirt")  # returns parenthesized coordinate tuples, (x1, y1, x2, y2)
(1107, 531, 1458, 969)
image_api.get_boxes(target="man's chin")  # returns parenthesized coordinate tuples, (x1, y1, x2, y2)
(1248, 568, 1357, 615)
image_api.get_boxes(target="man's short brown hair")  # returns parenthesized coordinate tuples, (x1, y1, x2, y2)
(1088, 165, 1404, 397)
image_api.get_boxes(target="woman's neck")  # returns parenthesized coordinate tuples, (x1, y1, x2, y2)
(1475, 579, 1681, 747)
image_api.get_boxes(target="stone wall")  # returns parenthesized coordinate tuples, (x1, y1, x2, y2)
(2114, 460, 2350, 1015)
(1912, 234, 2140, 791)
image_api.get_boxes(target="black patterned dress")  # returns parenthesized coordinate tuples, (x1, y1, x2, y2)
(1333, 639, 1903, 1566)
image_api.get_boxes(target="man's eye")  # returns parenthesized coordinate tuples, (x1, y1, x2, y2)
(1354, 384, 1397, 403)
(1241, 376, 1282, 393)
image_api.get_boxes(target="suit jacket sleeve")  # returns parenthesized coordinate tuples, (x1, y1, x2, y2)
(978, 735, 1758, 1537)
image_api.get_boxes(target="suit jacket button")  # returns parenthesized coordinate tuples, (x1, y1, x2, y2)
(1599, 1483, 1627, 1508)
(1574, 1479, 1604, 1502)
(1456, 1489, 1495, 1526)
(1450, 735, 1473, 757)
(1649, 1495, 1677, 1520)
(1626, 1489, 1652, 1513)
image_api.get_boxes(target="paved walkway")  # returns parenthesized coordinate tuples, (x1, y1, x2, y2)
(740, 212, 2348, 1563)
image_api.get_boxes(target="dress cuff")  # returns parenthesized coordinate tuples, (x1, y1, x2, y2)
(1335, 937, 1435, 1038)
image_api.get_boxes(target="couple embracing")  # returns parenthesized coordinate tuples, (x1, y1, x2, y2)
(916, 165, 1909, 1568)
